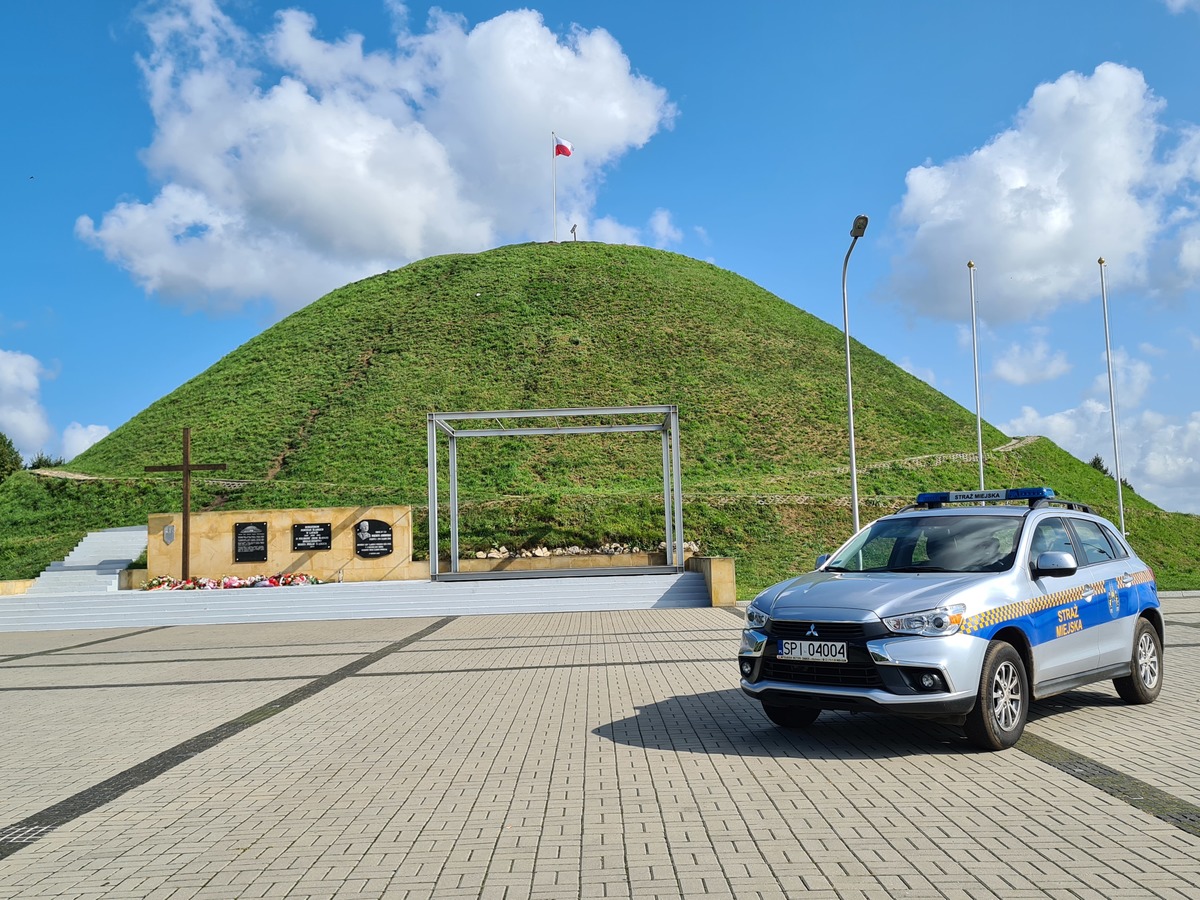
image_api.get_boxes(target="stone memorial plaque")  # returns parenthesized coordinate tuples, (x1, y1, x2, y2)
(234, 522, 268, 564)
(292, 522, 333, 552)
(354, 519, 393, 558)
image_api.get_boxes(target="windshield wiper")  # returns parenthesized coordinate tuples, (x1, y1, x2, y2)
(887, 565, 953, 573)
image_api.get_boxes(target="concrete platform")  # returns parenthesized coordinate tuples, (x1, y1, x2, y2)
(2, 600, 1200, 898)
(0, 572, 711, 632)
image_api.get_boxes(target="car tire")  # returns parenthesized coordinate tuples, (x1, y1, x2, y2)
(964, 641, 1028, 751)
(762, 704, 820, 729)
(1113, 618, 1163, 704)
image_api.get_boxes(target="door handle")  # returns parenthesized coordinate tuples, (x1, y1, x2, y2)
(1121, 573, 1133, 586)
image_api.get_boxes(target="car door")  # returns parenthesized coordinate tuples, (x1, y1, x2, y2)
(1025, 515, 1099, 687)
(1067, 517, 1138, 669)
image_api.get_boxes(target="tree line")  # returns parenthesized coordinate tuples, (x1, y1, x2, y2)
(0, 431, 65, 484)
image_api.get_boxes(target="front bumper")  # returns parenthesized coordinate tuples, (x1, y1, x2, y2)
(739, 627, 985, 720)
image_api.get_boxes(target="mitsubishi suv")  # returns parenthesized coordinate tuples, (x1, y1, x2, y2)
(738, 488, 1163, 750)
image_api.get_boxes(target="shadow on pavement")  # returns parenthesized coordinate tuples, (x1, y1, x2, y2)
(593, 687, 971, 760)
(1027, 686, 1125, 722)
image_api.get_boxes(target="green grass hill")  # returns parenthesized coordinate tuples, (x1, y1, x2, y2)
(2, 242, 1197, 595)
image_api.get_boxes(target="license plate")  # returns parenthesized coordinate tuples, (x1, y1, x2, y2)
(778, 639, 848, 663)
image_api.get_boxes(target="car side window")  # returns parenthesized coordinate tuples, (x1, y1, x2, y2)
(1068, 519, 1118, 566)
(1100, 524, 1130, 560)
(1030, 517, 1073, 559)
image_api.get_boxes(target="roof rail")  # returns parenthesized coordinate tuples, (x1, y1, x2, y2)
(1030, 498, 1094, 514)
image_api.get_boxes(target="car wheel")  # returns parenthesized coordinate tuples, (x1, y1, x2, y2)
(964, 641, 1028, 751)
(762, 704, 820, 729)
(1113, 618, 1163, 704)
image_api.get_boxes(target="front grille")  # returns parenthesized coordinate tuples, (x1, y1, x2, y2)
(770, 621, 866, 641)
(760, 658, 883, 688)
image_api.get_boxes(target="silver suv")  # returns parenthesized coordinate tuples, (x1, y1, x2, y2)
(738, 487, 1163, 750)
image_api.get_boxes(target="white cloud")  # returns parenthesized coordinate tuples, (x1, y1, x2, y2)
(77, 1, 676, 314)
(648, 209, 682, 248)
(1006, 402, 1200, 514)
(1091, 347, 1153, 407)
(1139, 341, 1166, 356)
(899, 357, 937, 386)
(893, 63, 1200, 323)
(954, 324, 974, 353)
(1165, 0, 1200, 13)
(1001, 349, 1200, 513)
(591, 216, 641, 245)
(586, 209, 688, 248)
(992, 333, 1071, 385)
(62, 423, 111, 461)
(0, 349, 53, 460)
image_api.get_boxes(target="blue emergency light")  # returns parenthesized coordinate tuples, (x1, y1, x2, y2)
(915, 487, 1055, 505)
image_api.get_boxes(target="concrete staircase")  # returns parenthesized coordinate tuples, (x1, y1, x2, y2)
(23, 526, 149, 596)
(0, 570, 711, 632)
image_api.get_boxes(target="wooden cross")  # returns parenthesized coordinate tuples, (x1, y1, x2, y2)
(145, 427, 227, 581)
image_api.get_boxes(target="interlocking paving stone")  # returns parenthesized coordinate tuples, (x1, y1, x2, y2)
(2, 602, 1200, 897)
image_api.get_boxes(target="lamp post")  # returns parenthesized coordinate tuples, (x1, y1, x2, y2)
(1098, 258, 1126, 533)
(967, 261, 985, 492)
(842, 214, 869, 532)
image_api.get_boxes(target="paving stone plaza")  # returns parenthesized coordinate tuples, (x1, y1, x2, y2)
(3, 598, 1200, 899)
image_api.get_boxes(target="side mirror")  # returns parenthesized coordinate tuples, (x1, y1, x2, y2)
(1034, 550, 1077, 578)
(815, 554, 831, 569)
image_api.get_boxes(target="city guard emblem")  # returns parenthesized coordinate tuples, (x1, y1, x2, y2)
(1107, 580, 1121, 618)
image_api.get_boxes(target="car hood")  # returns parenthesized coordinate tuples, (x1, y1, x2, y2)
(760, 570, 993, 622)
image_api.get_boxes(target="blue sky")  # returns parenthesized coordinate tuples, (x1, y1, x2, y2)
(4, 1, 1200, 512)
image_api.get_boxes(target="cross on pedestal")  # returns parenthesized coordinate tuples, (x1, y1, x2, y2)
(145, 427, 227, 581)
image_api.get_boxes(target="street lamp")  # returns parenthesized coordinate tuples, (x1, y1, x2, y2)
(1098, 258, 1126, 533)
(842, 214, 869, 532)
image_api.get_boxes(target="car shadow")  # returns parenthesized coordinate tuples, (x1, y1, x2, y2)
(593, 685, 1132, 760)
(1026, 686, 1126, 723)
(593, 687, 972, 759)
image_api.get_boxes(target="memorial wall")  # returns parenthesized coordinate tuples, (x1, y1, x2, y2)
(146, 505, 419, 583)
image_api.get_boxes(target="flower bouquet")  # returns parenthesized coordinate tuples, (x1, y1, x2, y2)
(142, 573, 322, 591)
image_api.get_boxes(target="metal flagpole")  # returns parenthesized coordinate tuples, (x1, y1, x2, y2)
(1098, 257, 1126, 533)
(552, 132, 558, 242)
(968, 261, 985, 492)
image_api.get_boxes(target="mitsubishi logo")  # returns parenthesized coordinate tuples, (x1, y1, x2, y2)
(805, 624, 819, 638)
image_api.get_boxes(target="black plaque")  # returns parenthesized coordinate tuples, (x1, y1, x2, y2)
(354, 519, 393, 558)
(234, 522, 268, 563)
(292, 523, 333, 552)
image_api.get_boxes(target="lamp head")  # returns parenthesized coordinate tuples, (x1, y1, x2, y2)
(850, 215, 869, 238)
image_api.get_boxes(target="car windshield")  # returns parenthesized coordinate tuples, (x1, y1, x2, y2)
(825, 514, 1023, 574)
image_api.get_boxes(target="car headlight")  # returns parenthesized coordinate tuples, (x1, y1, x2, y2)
(883, 603, 965, 637)
(745, 604, 770, 629)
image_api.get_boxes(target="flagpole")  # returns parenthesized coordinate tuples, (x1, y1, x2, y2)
(968, 261, 985, 493)
(551, 131, 558, 242)
(1098, 257, 1126, 533)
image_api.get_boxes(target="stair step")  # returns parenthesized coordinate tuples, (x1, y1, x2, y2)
(0, 573, 712, 631)
(24, 526, 148, 602)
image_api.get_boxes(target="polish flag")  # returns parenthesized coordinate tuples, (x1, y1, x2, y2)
(554, 136, 573, 157)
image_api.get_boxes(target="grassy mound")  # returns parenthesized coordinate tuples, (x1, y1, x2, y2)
(3, 243, 1196, 595)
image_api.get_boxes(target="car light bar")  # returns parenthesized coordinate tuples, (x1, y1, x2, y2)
(915, 487, 1055, 505)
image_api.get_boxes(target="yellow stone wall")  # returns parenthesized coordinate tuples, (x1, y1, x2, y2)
(0, 579, 34, 596)
(685, 556, 737, 607)
(146, 506, 419, 583)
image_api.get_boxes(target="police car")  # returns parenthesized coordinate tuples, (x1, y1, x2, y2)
(738, 488, 1163, 750)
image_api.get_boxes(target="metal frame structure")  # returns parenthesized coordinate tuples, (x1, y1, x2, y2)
(427, 406, 684, 581)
